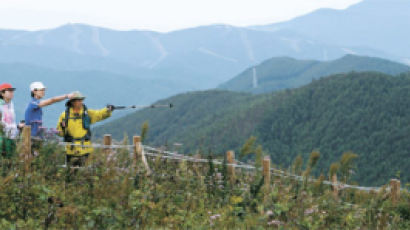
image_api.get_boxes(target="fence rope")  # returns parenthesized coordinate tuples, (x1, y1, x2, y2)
(37, 140, 406, 192)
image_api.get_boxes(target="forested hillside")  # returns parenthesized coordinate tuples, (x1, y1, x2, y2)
(95, 72, 410, 186)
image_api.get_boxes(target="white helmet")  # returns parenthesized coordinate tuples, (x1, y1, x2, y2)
(30, 82, 46, 91)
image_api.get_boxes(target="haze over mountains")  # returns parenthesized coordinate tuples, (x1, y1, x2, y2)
(253, 0, 410, 64)
(0, 23, 390, 89)
(1, 0, 408, 92)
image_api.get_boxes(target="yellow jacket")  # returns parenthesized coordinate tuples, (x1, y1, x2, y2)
(57, 107, 111, 156)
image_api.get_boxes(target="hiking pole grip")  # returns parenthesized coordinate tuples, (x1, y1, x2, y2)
(110, 105, 126, 110)
(151, 103, 173, 108)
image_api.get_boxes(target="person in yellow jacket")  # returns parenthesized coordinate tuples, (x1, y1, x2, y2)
(56, 91, 114, 166)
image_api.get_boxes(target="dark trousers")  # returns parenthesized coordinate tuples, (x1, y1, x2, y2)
(65, 154, 90, 183)
(66, 154, 90, 167)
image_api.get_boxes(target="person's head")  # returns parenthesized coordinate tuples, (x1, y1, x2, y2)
(30, 82, 46, 99)
(71, 99, 84, 109)
(65, 91, 85, 109)
(0, 83, 16, 102)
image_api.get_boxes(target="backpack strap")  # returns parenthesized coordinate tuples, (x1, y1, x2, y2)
(61, 105, 92, 147)
(82, 105, 91, 140)
(61, 106, 71, 142)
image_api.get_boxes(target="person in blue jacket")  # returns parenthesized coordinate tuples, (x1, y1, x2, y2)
(25, 82, 74, 138)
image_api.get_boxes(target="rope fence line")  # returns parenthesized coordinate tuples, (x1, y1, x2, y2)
(15, 126, 406, 203)
(144, 149, 404, 193)
(45, 141, 407, 193)
(143, 151, 256, 170)
(142, 147, 405, 194)
(143, 146, 406, 192)
(57, 142, 135, 149)
(54, 140, 404, 193)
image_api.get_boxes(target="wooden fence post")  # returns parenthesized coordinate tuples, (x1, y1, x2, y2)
(263, 156, 271, 189)
(390, 179, 401, 205)
(133, 136, 141, 167)
(133, 136, 151, 175)
(226, 150, 235, 184)
(178, 159, 187, 177)
(22, 126, 31, 173)
(192, 153, 201, 176)
(103, 134, 112, 155)
(332, 174, 339, 199)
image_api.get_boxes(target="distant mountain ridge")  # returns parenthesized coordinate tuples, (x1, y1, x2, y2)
(252, 0, 410, 63)
(219, 55, 410, 93)
(0, 21, 402, 90)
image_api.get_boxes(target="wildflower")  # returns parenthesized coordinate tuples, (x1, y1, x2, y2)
(209, 213, 221, 226)
(304, 208, 315, 215)
(210, 214, 221, 220)
(304, 206, 318, 215)
(216, 173, 222, 179)
(266, 210, 273, 216)
(267, 220, 282, 226)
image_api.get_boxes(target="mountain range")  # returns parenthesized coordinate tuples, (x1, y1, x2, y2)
(1, 24, 389, 89)
(253, 0, 410, 64)
(1, 0, 409, 93)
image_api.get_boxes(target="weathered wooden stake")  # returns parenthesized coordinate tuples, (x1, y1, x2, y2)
(390, 179, 401, 205)
(133, 136, 141, 166)
(103, 134, 112, 155)
(263, 156, 271, 188)
(133, 136, 143, 169)
(226, 150, 235, 184)
(192, 153, 201, 176)
(133, 136, 151, 175)
(332, 174, 339, 199)
(178, 159, 187, 177)
(22, 126, 31, 173)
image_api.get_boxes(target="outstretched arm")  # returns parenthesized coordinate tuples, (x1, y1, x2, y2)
(88, 108, 112, 124)
(38, 93, 75, 108)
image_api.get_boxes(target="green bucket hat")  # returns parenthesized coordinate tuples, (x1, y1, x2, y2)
(66, 91, 86, 107)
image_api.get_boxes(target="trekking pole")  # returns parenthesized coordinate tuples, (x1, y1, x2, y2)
(110, 103, 173, 110)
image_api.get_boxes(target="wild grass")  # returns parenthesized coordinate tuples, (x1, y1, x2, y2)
(0, 142, 409, 229)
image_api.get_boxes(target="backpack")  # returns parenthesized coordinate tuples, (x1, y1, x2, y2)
(60, 105, 92, 143)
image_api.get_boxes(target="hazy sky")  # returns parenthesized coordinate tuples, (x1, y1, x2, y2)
(0, 0, 362, 32)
